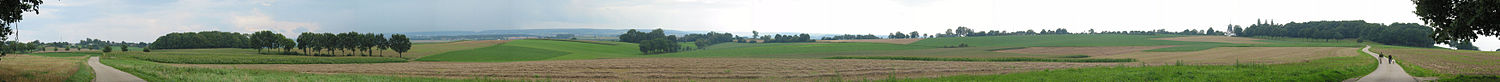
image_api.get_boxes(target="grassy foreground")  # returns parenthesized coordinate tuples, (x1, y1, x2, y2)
(99, 57, 517, 82)
(878, 50, 1377, 81)
(66, 61, 93, 82)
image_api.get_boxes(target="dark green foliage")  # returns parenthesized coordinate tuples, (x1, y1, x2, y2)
(621, 29, 683, 54)
(1413, 0, 1499, 44)
(762, 34, 814, 43)
(1053, 55, 1091, 58)
(639, 38, 679, 54)
(149, 31, 253, 49)
(120, 45, 128, 52)
(102, 46, 113, 52)
(1239, 20, 1436, 47)
(389, 34, 413, 57)
(1447, 40, 1479, 50)
(823, 56, 1136, 62)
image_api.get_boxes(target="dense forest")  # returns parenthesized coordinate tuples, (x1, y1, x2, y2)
(1235, 20, 1437, 47)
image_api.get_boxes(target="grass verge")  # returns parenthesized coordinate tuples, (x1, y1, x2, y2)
(877, 55, 1376, 81)
(65, 61, 93, 82)
(99, 57, 519, 82)
(823, 56, 1135, 63)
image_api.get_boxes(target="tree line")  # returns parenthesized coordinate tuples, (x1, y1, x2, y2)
(1234, 20, 1437, 47)
(293, 32, 412, 57)
(148, 31, 413, 57)
(619, 29, 681, 54)
(821, 34, 880, 40)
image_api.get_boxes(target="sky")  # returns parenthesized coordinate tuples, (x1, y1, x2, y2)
(14, 0, 1499, 50)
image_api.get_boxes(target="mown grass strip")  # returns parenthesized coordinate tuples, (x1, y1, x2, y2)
(65, 59, 93, 82)
(823, 56, 1135, 62)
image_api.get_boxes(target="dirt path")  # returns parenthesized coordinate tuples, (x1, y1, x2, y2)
(1356, 45, 1416, 82)
(88, 56, 146, 82)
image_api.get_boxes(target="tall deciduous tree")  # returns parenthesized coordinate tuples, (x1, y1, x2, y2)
(1414, 0, 1498, 44)
(389, 34, 412, 58)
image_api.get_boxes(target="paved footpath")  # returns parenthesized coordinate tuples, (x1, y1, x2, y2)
(88, 56, 147, 82)
(1355, 45, 1417, 82)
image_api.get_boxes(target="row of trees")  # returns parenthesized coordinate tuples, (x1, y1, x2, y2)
(821, 34, 880, 40)
(1234, 20, 1438, 47)
(679, 32, 736, 49)
(620, 29, 681, 54)
(293, 32, 412, 57)
(149, 31, 413, 57)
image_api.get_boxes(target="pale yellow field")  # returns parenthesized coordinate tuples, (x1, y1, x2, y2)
(0, 55, 86, 82)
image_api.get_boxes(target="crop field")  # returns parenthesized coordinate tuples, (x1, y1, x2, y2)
(99, 57, 514, 82)
(1097, 47, 1359, 65)
(909, 34, 1226, 47)
(817, 38, 925, 44)
(992, 46, 1175, 56)
(0, 55, 88, 82)
(1371, 46, 1500, 75)
(416, 39, 641, 62)
(174, 58, 1115, 81)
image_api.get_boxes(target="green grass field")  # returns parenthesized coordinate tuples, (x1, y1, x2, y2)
(415, 45, 571, 62)
(113, 49, 406, 64)
(99, 57, 518, 82)
(878, 50, 1377, 81)
(66, 61, 93, 82)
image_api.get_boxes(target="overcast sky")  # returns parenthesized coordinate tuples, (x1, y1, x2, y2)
(14, 0, 1497, 50)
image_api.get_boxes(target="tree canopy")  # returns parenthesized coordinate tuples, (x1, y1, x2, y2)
(1413, 0, 1499, 44)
